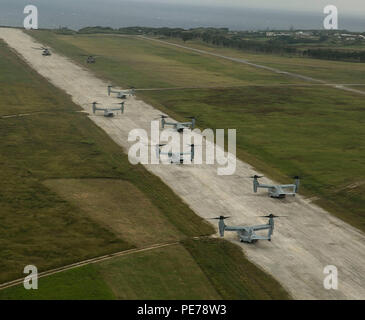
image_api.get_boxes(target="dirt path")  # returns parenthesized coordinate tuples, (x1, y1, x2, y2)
(133, 83, 365, 92)
(1, 28, 364, 300)
(140, 36, 365, 95)
(0, 242, 179, 291)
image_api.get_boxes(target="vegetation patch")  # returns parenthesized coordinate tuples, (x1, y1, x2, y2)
(0, 265, 115, 300)
(25, 31, 365, 232)
(141, 86, 365, 232)
(182, 238, 291, 300)
(43, 179, 185, 246)
(96, 244, 221, 300)
(0, 39, 212, 284)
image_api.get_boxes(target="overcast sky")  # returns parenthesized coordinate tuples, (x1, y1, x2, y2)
(137, 0, 364, 16)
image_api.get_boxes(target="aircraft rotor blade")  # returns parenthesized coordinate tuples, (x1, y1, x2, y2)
(259, 214, 287, 218)
(210, 216, 230, 220)
(154, 115, 168, 120)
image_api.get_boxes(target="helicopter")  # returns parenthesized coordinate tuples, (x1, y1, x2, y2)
(32, 47, 51, 56)
(90, 102, 124, 117)
(250, 175, 300, 199)
(156, 115, 196, 133)
(107, 86, 135, 99)
(212, 214, 283, 243)
(155, 144, 195, 164)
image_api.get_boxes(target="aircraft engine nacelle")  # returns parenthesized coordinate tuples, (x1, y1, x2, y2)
(155, 145, 161, 160)
(253, 178, 259, 193)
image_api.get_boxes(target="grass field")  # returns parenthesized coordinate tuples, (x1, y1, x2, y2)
(0, 37, 290, 299)
(140, 86, 365, 231)
(0, 265, 116, 300)
(27, 31, 365, 232)
(182, 238, 289, 300)
(27, 31, 305, 88)
(0, 241, 289, 300)
(43, 179, 185, 246)
(96, 244, 220, 300)
(0, 39, 212, 283)
(160, 37, 365, 84)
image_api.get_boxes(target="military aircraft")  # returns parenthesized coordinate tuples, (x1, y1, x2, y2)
(80, 55, 98, 64)
(212, 214, 282, 243)
(156, 144, 195, 164)
(156, 115, 196, 133)
(32, 47, 51, 56)
(90, 102, 124, 117)
(250, 175, 300, 198)
(107, 86, 135, 99)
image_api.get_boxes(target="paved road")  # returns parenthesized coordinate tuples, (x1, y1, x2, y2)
(1, 28, 364, 299)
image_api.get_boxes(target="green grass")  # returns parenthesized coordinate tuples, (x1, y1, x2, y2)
(25, 31, 365, 232)
(0, 40, 77, 116)
(43, 179, 186, 247)
(97, 244, 221, 300)
(162, 38, 365, 84)
(28, 31, 365, 85)
(0, 265, 115, 300)
(0, 241, 290, 300)
(183, 238, 290, 300)
(0, 36, 291, 300)
(27, 31, 303, 88)
(140, 86, 365, 231)
(0, 39, 213, 284)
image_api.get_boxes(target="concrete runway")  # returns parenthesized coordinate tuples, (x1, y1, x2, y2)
(1, 28, 364, 299)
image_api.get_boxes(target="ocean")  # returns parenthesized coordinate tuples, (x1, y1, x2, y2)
(0, 0, 364, 32)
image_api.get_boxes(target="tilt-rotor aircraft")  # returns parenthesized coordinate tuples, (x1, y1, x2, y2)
(212, 214, 284, 243)
(156, 115, 196, 133)
(250, 175, 300, 198)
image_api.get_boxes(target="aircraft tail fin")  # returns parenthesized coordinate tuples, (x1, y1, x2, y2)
(268, 216, 274, 240)
(191, 118, 196, 129)
(294, 176, 300, 193)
